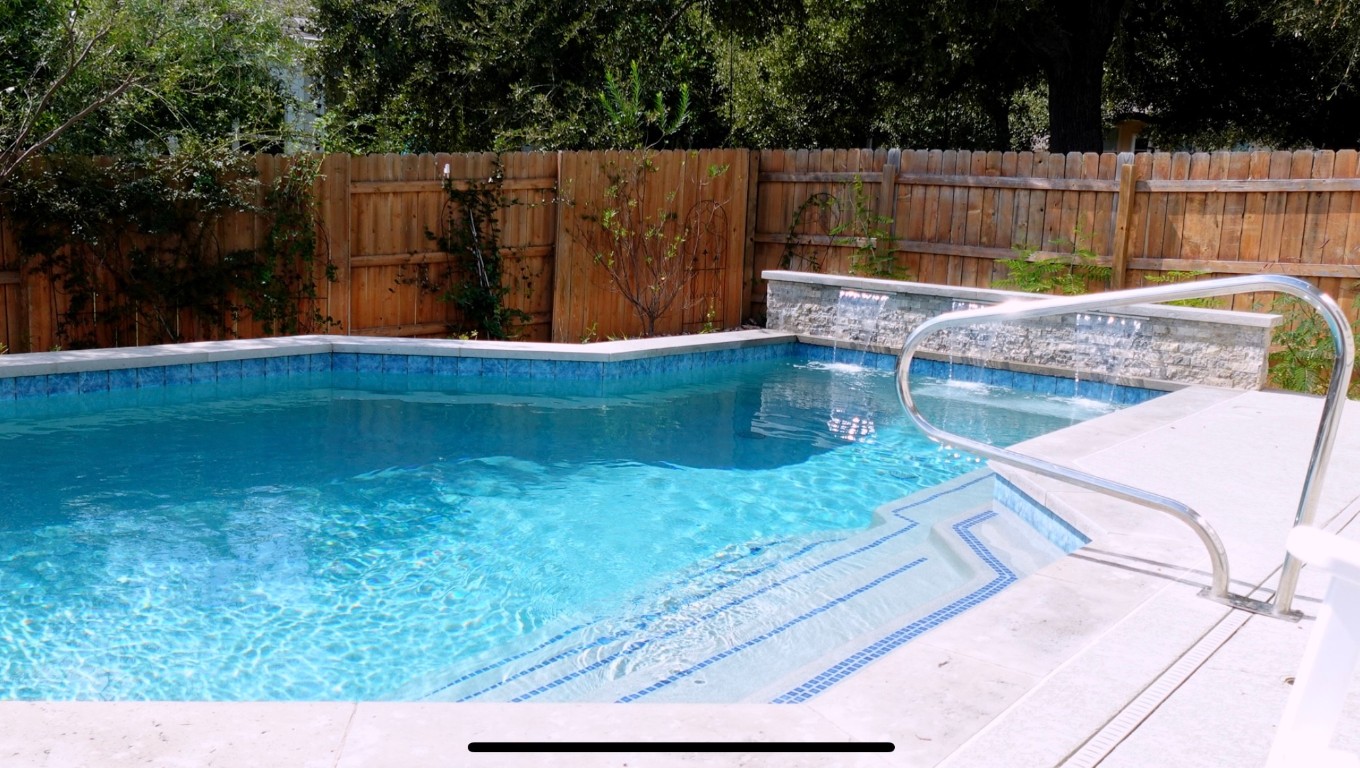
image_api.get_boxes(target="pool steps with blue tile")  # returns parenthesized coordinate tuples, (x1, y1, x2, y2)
(399, 471, 1077, 704)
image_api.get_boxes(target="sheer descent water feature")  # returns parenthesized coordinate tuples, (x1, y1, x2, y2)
(764, 271, 1280, 392)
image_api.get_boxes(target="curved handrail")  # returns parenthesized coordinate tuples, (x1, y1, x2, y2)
(895, 275, 1354, 617)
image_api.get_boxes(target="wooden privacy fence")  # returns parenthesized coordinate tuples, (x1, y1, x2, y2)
(752, 148, 1360, 322)
(2, 147, 1360, 352)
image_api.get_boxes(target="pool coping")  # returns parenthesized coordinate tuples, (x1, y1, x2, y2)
(0, 330, 798, 377)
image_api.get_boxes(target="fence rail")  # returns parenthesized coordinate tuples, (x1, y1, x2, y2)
(1, 147, 1358, 352)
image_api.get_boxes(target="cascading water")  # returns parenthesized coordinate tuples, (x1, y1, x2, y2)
(831, 289, 890, 369)
(946, 299, 983, 383)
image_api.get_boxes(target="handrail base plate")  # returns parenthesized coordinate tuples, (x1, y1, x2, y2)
(1199, 588, 1302, 622)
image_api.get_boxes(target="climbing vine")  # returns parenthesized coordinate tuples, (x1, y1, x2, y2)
(780, 177, 903, 279)
(420, 164, 530, 340)
(245, 157, 338, 336)
(1, 145, 335, 349)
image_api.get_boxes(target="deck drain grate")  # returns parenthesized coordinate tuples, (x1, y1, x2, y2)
(1060, 609, 1254, 767)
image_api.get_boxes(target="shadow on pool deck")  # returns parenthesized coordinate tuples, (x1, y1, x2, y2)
(3, 386, 1359, 767)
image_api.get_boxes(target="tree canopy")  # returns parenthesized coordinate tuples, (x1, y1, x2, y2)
(7, 0, 1360, 160)
(0, 0, 299, 184)
(306, 0, 722, 152)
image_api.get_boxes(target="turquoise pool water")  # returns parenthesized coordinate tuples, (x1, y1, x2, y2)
(0, 355, 1121, 701)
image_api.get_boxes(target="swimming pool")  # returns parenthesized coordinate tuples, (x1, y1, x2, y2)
(0, 336, 1150, 702)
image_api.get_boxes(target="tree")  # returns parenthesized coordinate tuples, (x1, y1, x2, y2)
(1007, 0, 1129, 153)
(0, 0, 300, 186)
(1109, 0, 1360, 149)
(306, 0, 722, 152)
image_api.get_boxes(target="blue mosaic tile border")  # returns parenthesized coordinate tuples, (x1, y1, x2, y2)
(798, 345, 1163, 405)
(2, 340, 1161, 405)
(2, 344, 803, 401)
(3, 353, 337, 401)
(770, 509, 1018, 704)
(993, 476, 1090, 553)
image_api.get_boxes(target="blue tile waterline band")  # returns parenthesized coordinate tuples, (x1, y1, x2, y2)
(0, 342, 1161, 407)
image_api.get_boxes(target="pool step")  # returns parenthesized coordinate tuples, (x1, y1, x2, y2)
(401, 472, 1062, 703)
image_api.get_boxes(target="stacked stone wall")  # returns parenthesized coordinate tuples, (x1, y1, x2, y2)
(764, 272, 1278, 390)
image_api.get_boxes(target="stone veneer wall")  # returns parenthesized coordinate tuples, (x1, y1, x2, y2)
(764, 270, 1280, 390)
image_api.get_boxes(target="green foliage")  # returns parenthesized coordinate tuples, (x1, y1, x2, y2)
(1142, 270, 1222, 309)
(599, 61, 691, 150)
(1108, 0, 1360, 150)
(570, 152, 729, 337)
(1267, 294, 1360, 399)
(307, 0, 720, 153)
(2, 144, 333, 348)
(995, 231, 1112, 295)
(780, 177, 904, 279)
(422, 166, 531, 340)
(305, 0, 1360, 154)
(245, 157, 338, 336)
(0, 0, 300, 183)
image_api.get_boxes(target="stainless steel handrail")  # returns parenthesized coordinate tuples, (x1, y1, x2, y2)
(895, 275, 1354, 617)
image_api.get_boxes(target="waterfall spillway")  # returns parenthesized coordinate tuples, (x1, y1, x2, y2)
(832, 289, 890, 367)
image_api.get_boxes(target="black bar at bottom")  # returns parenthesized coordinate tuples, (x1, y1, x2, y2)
(467, 742, 894, 753)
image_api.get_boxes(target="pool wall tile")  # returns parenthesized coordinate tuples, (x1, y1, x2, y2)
(408, 355, 435, 375)
(506, 359, 533, 379)
(15, 376, 45, 400)
(994, 477, 1090, 552)
(48, 373, 79, 396)
(529, 360, 555, 379)
(0, 376, 15, 400)
(482, 359, 508, 378)
(164, 365, 192, 386)
(136, 366, 168, 388)
(380, 355, 409, 375)
(78, 370, 110, 394)
(264, 357, 290, 377)
(436, 357, 465, 377)
(332, 353, 359, 372)
(309, 354, 332, 373)
(215, 360, 243, 381)
(355, 354, 383, 374)
(190, 363, 217, 383)
(241, 358, 267, 378)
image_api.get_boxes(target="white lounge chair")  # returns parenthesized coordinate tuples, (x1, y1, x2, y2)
(1267, 525, 1360, 768)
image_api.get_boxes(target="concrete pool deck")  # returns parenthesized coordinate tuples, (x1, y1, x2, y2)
(4, 385, 1359, 766)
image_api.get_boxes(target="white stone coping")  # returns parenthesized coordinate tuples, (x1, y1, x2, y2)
(0, 330, 799, 379)
(762, 269, 1282, 329)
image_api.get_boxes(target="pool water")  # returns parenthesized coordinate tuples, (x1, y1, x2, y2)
(0, 357, 1119, 701)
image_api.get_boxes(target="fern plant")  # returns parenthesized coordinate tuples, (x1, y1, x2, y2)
(1143, 270, 1222, 308)
(994, 230, 1112, 296)
(1267, 294, 1360, 399)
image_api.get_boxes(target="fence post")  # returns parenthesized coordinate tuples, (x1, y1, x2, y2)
(1111, 157, 1138, 289)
